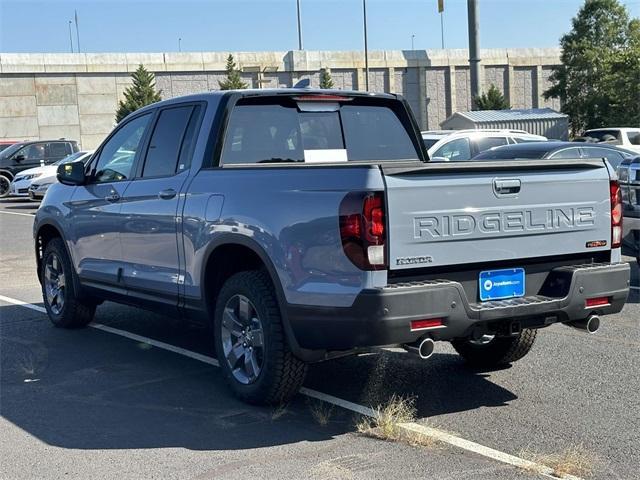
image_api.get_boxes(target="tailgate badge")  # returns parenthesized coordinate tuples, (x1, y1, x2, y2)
(396, 255, 434, 266)
(586, 240, 607, 248)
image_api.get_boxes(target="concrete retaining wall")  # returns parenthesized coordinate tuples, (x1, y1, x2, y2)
(0, 48, 561, 149)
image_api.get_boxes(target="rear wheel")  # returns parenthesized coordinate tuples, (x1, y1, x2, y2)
(452, 329, 537, 367)
(214, 270, 307, 405)
(0, 175, 10, 198)
(41, 238, 96, 328)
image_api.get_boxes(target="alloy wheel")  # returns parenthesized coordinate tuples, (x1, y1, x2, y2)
(44, 253, 66, 315)
(220, 294, 265, 384)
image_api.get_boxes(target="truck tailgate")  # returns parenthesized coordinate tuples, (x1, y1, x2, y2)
(383, 160, 612, 270)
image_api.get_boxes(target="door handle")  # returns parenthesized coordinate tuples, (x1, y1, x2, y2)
(493, 179, 521, 196)
(158, 188, 177, 200)
(105, 192, 120, 202)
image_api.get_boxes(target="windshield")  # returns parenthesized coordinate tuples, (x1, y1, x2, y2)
(0, 142, 26, 159)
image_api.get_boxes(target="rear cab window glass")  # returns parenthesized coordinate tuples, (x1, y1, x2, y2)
(220, 96, 419, 165)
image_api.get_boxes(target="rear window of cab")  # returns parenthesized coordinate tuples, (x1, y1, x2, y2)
(220, 96, 420, 165)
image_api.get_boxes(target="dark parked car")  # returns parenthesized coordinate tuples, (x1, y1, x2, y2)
(472, 141, 636, 169)
(0, 139, 79, 197)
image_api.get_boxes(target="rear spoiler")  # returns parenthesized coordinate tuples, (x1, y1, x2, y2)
(381, 159, 607, 176)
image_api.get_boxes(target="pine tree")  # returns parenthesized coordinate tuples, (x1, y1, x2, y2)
(115, 64, 162, 123)
(473, 84, 510, 111)
(218, 54, 249, 90)
(319, 68, 335, 89)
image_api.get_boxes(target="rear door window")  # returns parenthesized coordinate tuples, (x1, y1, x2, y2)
(582, 147, 626, 169)
(220, 99, 419, 165)
(626, 131, 640, 146)
(142, 105, 194, 178)
(474, 136, 509, 153)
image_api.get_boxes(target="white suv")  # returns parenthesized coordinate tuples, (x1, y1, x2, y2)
(422, 129, 547, 162)
(583, 128, 640, 154)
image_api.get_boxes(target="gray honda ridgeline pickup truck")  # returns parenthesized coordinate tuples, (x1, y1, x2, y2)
(34, 89, 630, 404)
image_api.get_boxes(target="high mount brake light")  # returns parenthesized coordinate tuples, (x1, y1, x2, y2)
(610, 180, 622, 249)
(292, 95, 354, 102)
(339, 192, 386, 270)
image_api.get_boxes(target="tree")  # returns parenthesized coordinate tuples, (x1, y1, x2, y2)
(218, 54, 248, 90)
(319, 68, 335, 89)
(473, 84, 510, 110)
(115, 64, 162, 123)
(544, 0, 640, 134)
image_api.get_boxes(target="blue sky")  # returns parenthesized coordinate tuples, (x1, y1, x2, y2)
(1, 0, 639, 53)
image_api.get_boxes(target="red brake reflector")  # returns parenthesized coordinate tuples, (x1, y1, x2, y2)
(410, 318, 444, 331)
(585, 297, 610, 308)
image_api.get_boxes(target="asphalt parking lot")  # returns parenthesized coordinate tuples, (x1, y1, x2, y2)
(1, 197, 639, 480)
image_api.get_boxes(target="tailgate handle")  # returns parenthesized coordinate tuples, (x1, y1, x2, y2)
(494, 179, 521, 195)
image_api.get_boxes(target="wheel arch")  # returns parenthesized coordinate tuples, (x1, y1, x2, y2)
(0, 169, 14, 180)
(201, 234, 321, 361)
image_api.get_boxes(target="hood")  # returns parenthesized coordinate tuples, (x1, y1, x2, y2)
(32, 171, 58, 185)
(15, 165, 55, 178)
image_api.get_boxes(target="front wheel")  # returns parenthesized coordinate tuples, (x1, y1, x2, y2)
(213, 270, 307, 405)
(41, 238, 96, 328)
(452, 329, 537, 367)
(0, 175, 10, 198)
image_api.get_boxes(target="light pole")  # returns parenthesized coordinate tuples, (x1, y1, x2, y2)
(296, 0, 303, 50)
(178, 37, 182, 52)
(74, 10, 80, 53)
(411, 34, 415, 50)
(68, 20, 74, 53)
(467, 0, 481, 103)
(363, 0, 369, 91)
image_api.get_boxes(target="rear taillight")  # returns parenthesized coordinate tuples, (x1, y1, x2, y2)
(610, 180, 622, 248)
(339, 192, 386, 270)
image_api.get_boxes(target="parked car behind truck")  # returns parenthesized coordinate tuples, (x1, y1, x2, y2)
(34, 90, 630, 405)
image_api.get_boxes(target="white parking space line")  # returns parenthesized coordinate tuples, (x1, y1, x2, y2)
(0, 293, 580, 480)
(0, 210, 35, 217)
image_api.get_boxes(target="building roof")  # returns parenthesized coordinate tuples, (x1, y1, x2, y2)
(445, 108, 568, 124)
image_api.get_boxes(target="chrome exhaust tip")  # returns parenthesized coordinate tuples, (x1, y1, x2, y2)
(404, 337, 436, 359)
(567, 315, 600, 334)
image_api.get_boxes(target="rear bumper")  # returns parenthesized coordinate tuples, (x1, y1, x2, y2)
(287, 262, 630, 351)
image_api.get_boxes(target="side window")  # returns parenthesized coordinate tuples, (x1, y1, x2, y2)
(142, 106, 194, 178)
(549, 148, 581, 159)
(47, 142, 69, 160)
(17, 144, 45, 162)
(582, 147, 625, 169)
(627, 131, 640, 146)
(177, 105, 202, 172)
(93, 113, 151, 184)
(433, 138, 472, 161)
(475, 136, 509, 153)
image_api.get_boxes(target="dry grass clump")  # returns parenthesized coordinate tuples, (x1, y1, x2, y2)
(309, 400, 335, 426)
(356, 394, 416, 441)
(520, 444, 596, 478)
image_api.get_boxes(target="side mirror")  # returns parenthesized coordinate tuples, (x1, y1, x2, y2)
(14, 154, 25, 163)
(57, 161, 86, 186)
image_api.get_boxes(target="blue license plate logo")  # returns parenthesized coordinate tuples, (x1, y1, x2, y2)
(479, 268, 525, 301)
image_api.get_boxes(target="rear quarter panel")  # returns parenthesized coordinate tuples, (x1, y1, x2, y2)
(182, 166, 386, 307)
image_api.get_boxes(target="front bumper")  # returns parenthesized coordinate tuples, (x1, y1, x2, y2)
(287, 262, 630, 351)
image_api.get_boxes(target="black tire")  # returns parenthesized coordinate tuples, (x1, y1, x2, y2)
(41, 238, 96, 328)
(452, 329, 537, 367)
(0, 175, 10, 198)
(213, 270, 307, 405)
